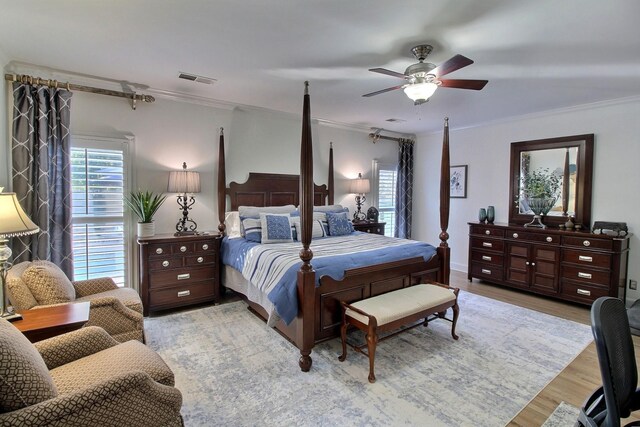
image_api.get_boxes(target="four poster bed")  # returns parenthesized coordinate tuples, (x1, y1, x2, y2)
(216, 82, 451, 372)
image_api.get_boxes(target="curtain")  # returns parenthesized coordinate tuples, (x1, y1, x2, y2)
(394, 139, 414, 239)
(11, 83, 74, 278)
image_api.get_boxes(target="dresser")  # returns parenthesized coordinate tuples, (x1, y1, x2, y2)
(353, 221, 386, 235)
(138, 233, 221, 316)
(467, 223, 630, 305)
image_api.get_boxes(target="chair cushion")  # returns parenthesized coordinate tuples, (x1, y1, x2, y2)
(22, 261, 76, 306)
(0, 319, 58, 412)
(50, 340, 175, 395)
(75, 287, 143, 314)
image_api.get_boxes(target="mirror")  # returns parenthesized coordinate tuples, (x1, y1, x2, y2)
(508, 134, 594, 228)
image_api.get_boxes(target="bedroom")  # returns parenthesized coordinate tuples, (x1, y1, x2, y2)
(0, 0, 639, 425)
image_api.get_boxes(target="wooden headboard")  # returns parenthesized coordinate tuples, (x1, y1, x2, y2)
(226, 173, 329, 210)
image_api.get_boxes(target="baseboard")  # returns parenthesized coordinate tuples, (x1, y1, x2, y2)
(451, 262, 467, 273)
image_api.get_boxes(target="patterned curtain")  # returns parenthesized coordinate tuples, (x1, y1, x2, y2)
(394, 139, 414, 239)
(11, 82, 74, 277)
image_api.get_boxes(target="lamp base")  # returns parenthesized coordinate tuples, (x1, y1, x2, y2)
(174, 230, 199, 237)
(2, 312, 23, 322)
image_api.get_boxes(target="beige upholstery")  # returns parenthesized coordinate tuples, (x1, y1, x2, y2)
(346, 284, 457, 326)
(7, 261, 144, 343)
(0, 321, 183, 426)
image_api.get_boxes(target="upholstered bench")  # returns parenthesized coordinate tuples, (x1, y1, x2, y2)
(338, 283, 460, 383)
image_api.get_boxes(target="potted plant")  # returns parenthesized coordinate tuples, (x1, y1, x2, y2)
(520, 167, 562, 228)
(125, 190, 167, 237)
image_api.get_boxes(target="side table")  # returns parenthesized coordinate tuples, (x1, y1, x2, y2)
(353, 221, 386, 235)
(14, 302, 90, 343)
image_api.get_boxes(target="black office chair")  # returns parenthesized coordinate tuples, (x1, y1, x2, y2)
(577, 297, 640, 427)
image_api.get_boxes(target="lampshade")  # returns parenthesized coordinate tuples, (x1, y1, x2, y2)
(167, 163, 201, 194)
(0, 193, 39, 238)
(403, 82, 438, 102)
(349, 173, 370, 195)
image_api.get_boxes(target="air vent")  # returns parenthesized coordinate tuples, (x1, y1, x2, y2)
(385, 118, 406, 123)
(178, 72, 217, 85)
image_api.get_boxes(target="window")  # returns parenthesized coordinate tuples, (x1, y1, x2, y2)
(71, 137, 131, 286)
(372, 161, 397, 237)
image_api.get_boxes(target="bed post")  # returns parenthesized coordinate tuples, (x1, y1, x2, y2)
(217, 127, 226, 235)
(297, 81, 315, 371)
(328, 142, 334, 205)
(438, 117, 451, 284)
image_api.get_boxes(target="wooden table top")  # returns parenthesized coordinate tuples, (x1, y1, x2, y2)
(14, 302, 90, 341)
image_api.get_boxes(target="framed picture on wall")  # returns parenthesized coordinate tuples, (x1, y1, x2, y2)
(450, 165, 467, 198)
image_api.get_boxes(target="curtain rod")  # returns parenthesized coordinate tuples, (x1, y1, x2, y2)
(368, 131, 414, 144)
(4, 73, 155, 110)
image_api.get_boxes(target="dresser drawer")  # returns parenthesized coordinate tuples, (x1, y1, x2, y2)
(508, 231, 559, 244)
(185, 254, 217, 266)
(148, 243, 173, 257)
(149, 266, 216, 288)
(149, 257, 182, 271)
(149, 281, 215, 307)
(561, 280, 610, 304)
(561, 265, 610, 287)
(470, 237, 504, 252)
(470, 263, 504, 281)
(562, 236, 612, 251)
(470, 250, 504, 266)
(562, 249, 611, 269)
(170, 242, 195, 255)
(470, 226, 504, 238)
(194, 240, 217, 253)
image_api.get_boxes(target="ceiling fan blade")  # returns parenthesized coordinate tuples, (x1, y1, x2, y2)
(369, 68, 407, 79)
(431, 54, 474, 77)
(439, 79, 488, 90)
(362, 85, 404, 97)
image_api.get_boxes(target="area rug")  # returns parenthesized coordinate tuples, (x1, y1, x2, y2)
(542, 401, 581, 426)
(145, 291, 593, 427)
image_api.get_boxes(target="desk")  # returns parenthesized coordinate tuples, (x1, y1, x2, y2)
(14, 302, 90, 342)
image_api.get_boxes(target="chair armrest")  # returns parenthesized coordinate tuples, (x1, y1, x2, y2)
(35, 326, 119, 369)
(85, 297, 144, 337)
(73, 277, 118, 298)
(0, 371, 183, 427)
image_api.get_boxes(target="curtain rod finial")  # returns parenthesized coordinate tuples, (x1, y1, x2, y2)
(220, 127, 224, 135)
(304, 81, 309, 95)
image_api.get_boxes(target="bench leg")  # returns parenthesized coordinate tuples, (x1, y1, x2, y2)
(451, 302, 459, 340)
(338, 321, 348, 362)
(366, 331, 378, 383)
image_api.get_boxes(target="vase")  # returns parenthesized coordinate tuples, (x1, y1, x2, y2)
(478, 208, 487, 223)
(524, 197, 556, 229)
(137, 221, 155, 237)
(486, 206, 495, 224)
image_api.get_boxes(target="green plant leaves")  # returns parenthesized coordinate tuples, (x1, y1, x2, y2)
(125, 190, 167, 223)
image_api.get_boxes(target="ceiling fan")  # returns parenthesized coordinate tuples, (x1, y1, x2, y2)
(363, 44, 488, 105)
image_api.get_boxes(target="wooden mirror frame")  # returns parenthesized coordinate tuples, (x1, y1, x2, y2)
(508, 134, 594, 228)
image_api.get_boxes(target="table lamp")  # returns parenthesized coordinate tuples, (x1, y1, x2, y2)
(0, 192, 40, 321)
(349, 173, 370, 222)
(167, 162, 201, 235)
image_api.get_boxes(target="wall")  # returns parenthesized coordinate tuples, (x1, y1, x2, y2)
(413, 98, 640, 302)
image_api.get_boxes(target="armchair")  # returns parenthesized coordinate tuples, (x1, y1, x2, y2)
(6, 260, 144, 343)
(0, 320, 182, 426)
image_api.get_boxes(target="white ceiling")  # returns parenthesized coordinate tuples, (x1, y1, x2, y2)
(1, 0, 639, 134)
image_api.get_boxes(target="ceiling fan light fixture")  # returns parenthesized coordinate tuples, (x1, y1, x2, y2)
(403, 82, 438, 103)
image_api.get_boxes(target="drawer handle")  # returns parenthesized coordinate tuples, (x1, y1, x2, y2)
(155, 248, 163, 254)
(367, 230, 371, 233)
(197, 256, 204, 263)
(177, 290, 191, 297)
(482, 242, 493, 248)
(546, 236, 552, 242)
(577, 289, 591, 296)
(482, 255, 492, 261)
(180, 246, 187, 252)
(583, 240, 591, 247)
(202, 244, 209, 250)
(578, 272, 592, 279)
(481, 269, 491, 275)
(578, 255, 593, 262)
(485, 230, 490, 235)
(162, 261, 169, 267)
(513, 233, 518, 238)
(177, 273, 190, 280)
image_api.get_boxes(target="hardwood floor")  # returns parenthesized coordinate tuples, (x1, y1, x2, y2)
(449, 270, 640, 426)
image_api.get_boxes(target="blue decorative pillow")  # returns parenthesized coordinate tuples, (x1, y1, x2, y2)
(260, 213, 293, 244)
(241, 217, 262, 242)
(327, 212, 353, 236)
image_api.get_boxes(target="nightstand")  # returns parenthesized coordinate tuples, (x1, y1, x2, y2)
(137, 233, 221, 316)
(353, 221, 386, 235)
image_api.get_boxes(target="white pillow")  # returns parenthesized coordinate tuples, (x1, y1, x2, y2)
(260, 213, 294, 244)
(225, 211, 241, 238)
(291, 217, 327, 239)
(238, 205, 296, 218)
(312, 204, 345, 213)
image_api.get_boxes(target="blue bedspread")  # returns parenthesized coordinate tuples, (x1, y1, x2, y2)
(221, 233, 437, 324)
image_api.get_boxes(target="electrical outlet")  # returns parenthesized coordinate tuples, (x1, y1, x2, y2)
(630, 280, 638, 290)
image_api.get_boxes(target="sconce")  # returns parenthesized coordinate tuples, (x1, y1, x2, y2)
(167, 162, 201, 235)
